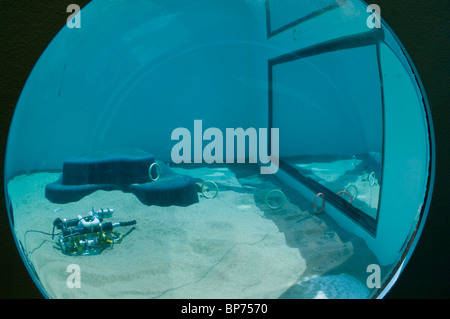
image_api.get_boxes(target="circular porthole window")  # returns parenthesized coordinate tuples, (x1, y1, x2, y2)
(4, 0, 434, 299)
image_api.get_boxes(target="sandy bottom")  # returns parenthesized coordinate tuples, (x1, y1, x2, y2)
(7, 165, 375, 299)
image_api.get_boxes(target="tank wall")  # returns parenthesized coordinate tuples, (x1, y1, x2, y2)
(4, 0, 376, 178)
(5, 0, 268, 180)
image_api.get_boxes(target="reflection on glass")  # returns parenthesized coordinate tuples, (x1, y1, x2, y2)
(285, 152, 382, 219)
(271, 42, 384, 222)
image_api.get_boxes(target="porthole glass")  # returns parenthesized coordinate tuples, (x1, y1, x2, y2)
(4, 0, 434, 299)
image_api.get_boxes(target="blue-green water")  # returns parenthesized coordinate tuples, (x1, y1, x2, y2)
(2, 0, 440, 297)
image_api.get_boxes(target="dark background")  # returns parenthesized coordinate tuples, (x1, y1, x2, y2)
(0, 1, 448, 299)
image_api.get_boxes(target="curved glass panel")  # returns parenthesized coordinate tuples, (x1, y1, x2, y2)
(4, 0, 434, 299)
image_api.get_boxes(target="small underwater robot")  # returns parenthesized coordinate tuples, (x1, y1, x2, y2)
(52, 208, 136, 256)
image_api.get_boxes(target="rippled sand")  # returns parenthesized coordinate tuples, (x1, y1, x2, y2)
(7, 165, 371, 299)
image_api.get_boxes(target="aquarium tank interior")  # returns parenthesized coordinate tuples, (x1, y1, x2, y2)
(4, 0, 434, 299)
